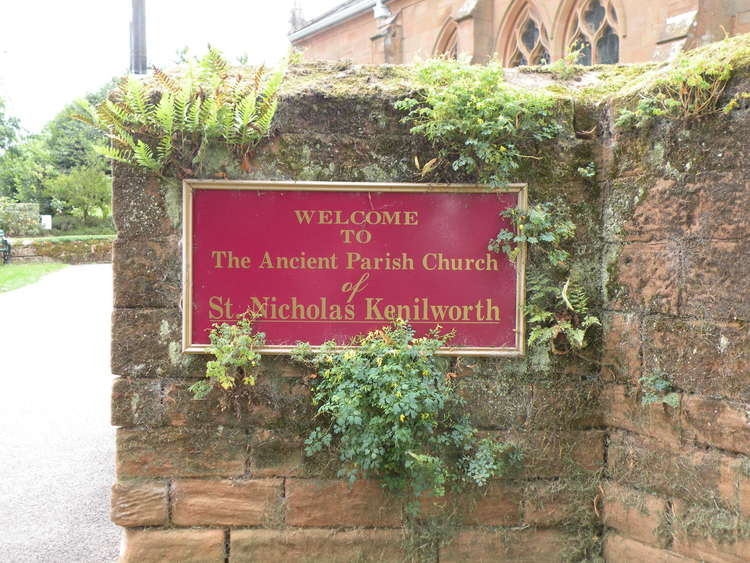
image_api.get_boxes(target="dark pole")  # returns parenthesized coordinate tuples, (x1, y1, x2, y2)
(130, 0, 147, 74)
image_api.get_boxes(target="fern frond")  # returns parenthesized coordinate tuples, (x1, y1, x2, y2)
(152, 67, 180, 93)
(124, 76, 153, 123)
(132, 140, 160, 170)
(255, 98, 277, 133)
(156, 134, 173, 161)
(94, 144, 133, 164)
(155, 93, 175, 134)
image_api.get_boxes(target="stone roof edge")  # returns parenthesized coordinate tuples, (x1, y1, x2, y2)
(289, 0, 378, 43)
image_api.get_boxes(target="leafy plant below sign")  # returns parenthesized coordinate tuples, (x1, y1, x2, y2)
(292, 320, 520, 500)
(189, 311, 265, 411)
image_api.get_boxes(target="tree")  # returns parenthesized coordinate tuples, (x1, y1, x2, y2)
(45, 165, 111, 223)
(43, 79, 116, 172)
(0, 136, 55, 208)
(0, 97, 20, 153)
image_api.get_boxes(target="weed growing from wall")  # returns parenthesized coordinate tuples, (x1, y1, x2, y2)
(75, 47, 286, 176)
(639, 368, 679, 408)
(492, 201, 600, 359)
(616, 34, 750, 128)
(292, 321, 520, 501)
(189, 311, 265, 413)
(395, 59, 561, 187)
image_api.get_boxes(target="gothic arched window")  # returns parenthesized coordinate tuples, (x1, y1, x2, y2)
(565, 0, 620, 65)
(434, 20, 459, 59)
(506, 4, 551, 67)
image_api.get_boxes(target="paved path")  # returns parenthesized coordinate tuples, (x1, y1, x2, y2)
(0, 264, 119, 563)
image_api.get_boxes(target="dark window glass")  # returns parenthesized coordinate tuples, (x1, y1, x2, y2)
(573, 36, 592, 65)
(609, 5, 618, 23)
(511, 51, 528, 66)
(522, 20, 540, 51)
(596, 25, 619, 64)
(583, 0, 605, 33)
(533, 48, 550, 65)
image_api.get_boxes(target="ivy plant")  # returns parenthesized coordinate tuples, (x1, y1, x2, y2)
(292, 320, 520, 499)
(75, 47, 285, 176)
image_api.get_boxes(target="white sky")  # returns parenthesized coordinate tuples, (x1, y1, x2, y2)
(0, 0, 344, 134)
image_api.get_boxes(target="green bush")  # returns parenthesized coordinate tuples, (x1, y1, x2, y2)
(0, 198, 41, 236)
(292, 321, 520, 501)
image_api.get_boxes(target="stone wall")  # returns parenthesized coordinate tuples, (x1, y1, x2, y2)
(110, 61, 749, 562)
(11, 237, 113, 264)
(598, 76, 750, 561)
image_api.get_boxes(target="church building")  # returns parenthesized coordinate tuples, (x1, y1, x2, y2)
(289, 0, 750, 65)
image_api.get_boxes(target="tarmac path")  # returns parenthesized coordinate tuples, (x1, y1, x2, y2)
(0, 264, 119, 562)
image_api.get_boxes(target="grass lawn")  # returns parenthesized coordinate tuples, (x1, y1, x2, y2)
(0, 263, 68, 293)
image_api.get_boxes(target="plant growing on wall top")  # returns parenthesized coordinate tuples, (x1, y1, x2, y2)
(292, 320, 520, 500)
(395, 58, 561, 187)
(616, 34, 750, 128)
(74, 47, 286, 176)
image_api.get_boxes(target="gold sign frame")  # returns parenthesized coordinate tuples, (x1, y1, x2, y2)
(182, 180, 527, 357)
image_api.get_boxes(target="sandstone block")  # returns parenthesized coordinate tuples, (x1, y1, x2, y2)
(111, 480, 168, 527)
(112, 169, 178, 240)
(523, 480, 587, 526)
(111, 377, 163, 427)
(682, 395, 750, 455)
(603, 533, 695, 562)
(603, 481, 667, 547)
(229, 528, 406, 562)
(440, 529, 574, 562)
(621, 178, 697, 242)
(121, 529, 225, 563)
(601, 384, 681, 445)
(286, 479, 402, 527)
(610, 242, 681, 314)
(112, 308, 207, 378)
(248, 428, 305, 477)
(681, 240, 750, 320)
(644, 317, 750, 401)
(600, 312, 642, 384)
(113, 238, 181, 309)
(172, 479, 283, 526)
(607, 431, 736, 505)
(502, 430, 605, 478)
(116, 426, 246, 478)
(672, 500, 750, 563)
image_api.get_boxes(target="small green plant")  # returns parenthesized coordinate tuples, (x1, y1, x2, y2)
(616, 34, 750, 128)
(75, 47, 286, 176)
(292, 320, 520, 500)
(577, 161, 596, 178)
(395, 59, 561, 187)
(524, 274, 600, 353)
(490, 201, 599, 356)
(189, 311, 265, 402)
(547, 44, 586, 81)
(489, 202, 576, 265)
(639, 369, 679, 408)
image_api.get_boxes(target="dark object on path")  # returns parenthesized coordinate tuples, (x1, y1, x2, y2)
(0, 230, 11, 264)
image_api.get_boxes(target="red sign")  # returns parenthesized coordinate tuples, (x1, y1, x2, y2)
(183, 181, 526, 356)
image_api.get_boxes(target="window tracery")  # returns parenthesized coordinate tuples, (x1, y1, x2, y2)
(565, 0, 620, 65)
(434, 20, 459, 59)
(506, 5, 551, 67)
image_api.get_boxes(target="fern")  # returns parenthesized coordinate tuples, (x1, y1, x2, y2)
(74, 47, 288, 176)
